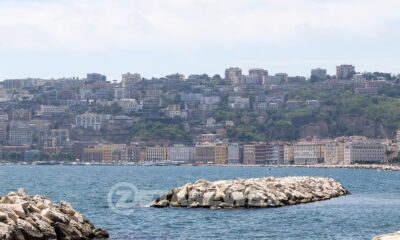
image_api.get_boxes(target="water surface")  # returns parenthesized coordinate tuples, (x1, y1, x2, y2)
(0, 166, 398, 240)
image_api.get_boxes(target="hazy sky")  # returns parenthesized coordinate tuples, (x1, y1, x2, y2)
(0, 0, 399, 80)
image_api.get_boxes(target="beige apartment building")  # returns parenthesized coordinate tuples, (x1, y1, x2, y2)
(145, 146, 169, 162)
(243, 144, 256, 165)
(324, 141, 345, 165)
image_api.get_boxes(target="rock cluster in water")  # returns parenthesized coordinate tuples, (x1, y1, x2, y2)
(373, 231, 400, 240)
(292, 164, 400, 172)
(152, 176, 348, 208)
(0, 189, 109, 240)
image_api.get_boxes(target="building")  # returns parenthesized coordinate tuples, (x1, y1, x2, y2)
(225, 67, 242, 86)
(39, 105, 68, 117)
(146, 146, 169, 162)
(227, 143, 242, 164)
(311, 68, 327, 80)
(249, 68, 268, 84)
(215, 142, 227, 164)
(283, 144, 294, 165)
(82, 146, 103, 162)
(344, 141, 387, 164)
(243, 145, 255, 165)
(121, 73, 141, 87)
(397, 130, 400, 149)
(294, 141, 325, 165)
(195, 142, 216, 163)
(10, 109, 32, 121)
(169, 145, 195, 163)
(265, 143, 284, 165)
(336, 65, 355, 80)
(8, 121, 32, 146)
(353, 73, 366, 82)
(275, 73, 288, 83)
(75, 113, 109, 130)
(86, 73, 106, 83)
(324, 141, 345, 165)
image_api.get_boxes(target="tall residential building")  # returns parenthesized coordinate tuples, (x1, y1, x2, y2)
(397, 130, 400, 149)
(266, 143, 284, 165)
(215, 142, 227, 164)
(324, 141, 345, 165)
(225, 67, 242, 86)
(121, 73, 141, 87)
(8, 121, 32, 146)
(0, 121, 7, 144)
(227, 143, 242, 164)
(294, 142, 325, 165)
(344, 142, 387, 164)
(195, 142, 216, 163)
(255, 143, 268, 164)
(243, 144, 255, 165)
(86, 73, 107, 83)
(336, 65, 355, 80)
(283, 144, 294, 165)
(169, 145, 195, 163)
(310, 68, 327, 80)
(249, 68, 268, 84)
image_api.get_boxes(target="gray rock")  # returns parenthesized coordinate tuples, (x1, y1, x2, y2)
(151, 176, 348, 209)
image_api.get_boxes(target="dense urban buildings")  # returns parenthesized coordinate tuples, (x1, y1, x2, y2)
(0, 64, 399, 164)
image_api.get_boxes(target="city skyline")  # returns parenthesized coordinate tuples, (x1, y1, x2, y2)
(1, 0, 400, 80)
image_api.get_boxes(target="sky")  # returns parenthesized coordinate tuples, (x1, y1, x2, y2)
(0, 0, 399, 80)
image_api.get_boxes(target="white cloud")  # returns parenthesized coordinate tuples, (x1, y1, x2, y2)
(0, 0, 400, 52)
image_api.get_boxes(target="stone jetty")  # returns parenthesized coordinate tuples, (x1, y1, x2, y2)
(373, 231, 400, 240)
(152, 176, 348, 208)
(0, 189, 109, 240)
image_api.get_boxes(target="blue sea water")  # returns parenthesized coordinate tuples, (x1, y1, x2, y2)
(0, 166, 399, 240)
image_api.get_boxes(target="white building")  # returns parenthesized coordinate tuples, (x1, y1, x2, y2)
(344, 142, 387, 164)
(39, 105, 68, 117)
(75, 113, 109, 130)
(294, 142, 325, 165)
(169, 145, 195, 163)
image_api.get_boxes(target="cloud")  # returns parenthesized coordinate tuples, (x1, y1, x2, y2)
(0, 0, 399, 51)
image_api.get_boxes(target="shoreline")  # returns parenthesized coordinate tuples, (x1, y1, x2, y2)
(0, 161, 399, 171)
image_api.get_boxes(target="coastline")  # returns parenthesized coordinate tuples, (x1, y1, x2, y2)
(0, 161, 399, 171)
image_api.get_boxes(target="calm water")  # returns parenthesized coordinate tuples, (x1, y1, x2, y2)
(0, 166, 399, 240)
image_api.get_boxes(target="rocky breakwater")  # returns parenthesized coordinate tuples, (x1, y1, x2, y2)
(152, 176, 348, 208)
(0, 189, 109, 240)
(373, 231, 400, 240)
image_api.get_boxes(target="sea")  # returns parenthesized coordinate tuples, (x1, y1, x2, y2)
(0, 165, 399, 240)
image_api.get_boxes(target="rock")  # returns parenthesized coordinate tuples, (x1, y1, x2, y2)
(152, 176, 349, 209)
(41, 208, 69, 224)
(0, 212, 8, 223)
(0, 189, 108, 239)
(17, 219, 44, 239)
(373, 231, 400, 240)
(93, 228, 109, 239)
(54, 222, 82, 240)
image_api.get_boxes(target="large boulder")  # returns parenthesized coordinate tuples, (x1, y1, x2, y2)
(152, 176, 349, 208)
(0, 189, 108, 239)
